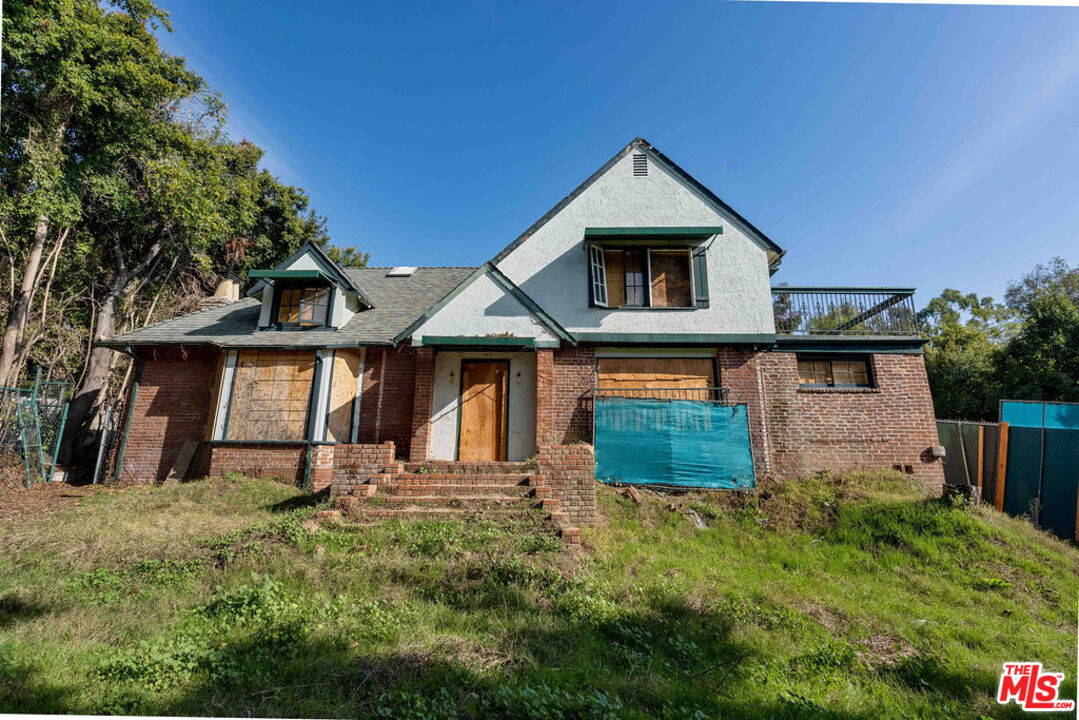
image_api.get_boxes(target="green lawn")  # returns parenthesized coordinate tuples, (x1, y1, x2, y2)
(0, 470, 1076, 718)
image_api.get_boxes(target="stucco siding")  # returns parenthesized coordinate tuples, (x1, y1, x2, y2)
(496, 150, 775, 336)
(428, 351, 537, 461)
(413, 273, 559, 344)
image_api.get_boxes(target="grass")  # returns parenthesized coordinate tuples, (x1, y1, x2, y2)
(0, 470, 1076, 718)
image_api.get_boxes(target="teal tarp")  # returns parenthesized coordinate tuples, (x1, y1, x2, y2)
(999, 400, 1079, 539)
(594, 397, 755, 489)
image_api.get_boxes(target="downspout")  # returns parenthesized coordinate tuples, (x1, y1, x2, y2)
(111, 346, 143, 483)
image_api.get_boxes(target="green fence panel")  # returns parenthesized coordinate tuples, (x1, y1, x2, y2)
(1003, 426, 1043, 518)
(595, 397, 755, 489)
(1041, 429, 1079, 539)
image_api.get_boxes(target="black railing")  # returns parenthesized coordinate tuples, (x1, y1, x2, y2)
(772, 287, 919, 336)
(595, 386, 732, 403)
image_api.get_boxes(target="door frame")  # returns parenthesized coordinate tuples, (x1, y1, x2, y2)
(454, 359, 511, 462)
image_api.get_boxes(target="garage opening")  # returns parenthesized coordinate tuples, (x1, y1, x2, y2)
(594, 357, 755, 489)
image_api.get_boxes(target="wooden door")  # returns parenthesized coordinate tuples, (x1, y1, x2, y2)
(459, 361, 509, 462)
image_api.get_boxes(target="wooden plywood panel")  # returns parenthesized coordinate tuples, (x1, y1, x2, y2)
(598, 357, 715, 400)
(227, 350, 315, 441)
(604, 250, 625, 308)
(326, 349, 361, 443)
(459, 361, 508, 462)
(649, 250, 693, 308)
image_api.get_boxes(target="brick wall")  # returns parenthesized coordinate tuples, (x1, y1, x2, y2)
(117, 346, 218, 484)
(331, 442, 397, 496)
(357, 345, 417, 458)
(759, 352, 943, 485)
(537, 444, 597, 525)
(409, 347, 435, 462)
(206, 442, 307, 484)
(537, 347, 595, 447)
(717, 347, 771, 476)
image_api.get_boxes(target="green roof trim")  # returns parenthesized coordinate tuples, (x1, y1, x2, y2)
(584, 226, 723, 239)
(575, 332, 776, 345)
(247, 269, 333, 281)
(419, 336, 543, 348)
(245, 241, 373, 308)
(774, 336, 927, 354)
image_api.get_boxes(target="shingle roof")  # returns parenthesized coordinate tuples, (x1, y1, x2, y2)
(101, 266, 477, 349)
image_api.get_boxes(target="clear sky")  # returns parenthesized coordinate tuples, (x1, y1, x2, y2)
(154, 1, 1079, 306)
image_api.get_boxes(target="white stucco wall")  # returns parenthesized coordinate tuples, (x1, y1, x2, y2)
(495, 149, 776, 336)
(428, 351, 537, 461)
(413, 273, 559, 345)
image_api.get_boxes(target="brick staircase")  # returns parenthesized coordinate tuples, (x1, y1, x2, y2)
(321, 459, 580, 543)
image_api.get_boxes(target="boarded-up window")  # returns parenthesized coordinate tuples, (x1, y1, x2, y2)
(603, 250, 625, 308)
(649, 250, 693, 308)
(226, 350, 316, 440)
(598, 357, 715, 400)
(277, 287, 330, 326)
(325, 349, 361, 442)
(796, 355, 872, 388)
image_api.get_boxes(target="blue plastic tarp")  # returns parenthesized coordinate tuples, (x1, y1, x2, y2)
(594, 397, 755, 489)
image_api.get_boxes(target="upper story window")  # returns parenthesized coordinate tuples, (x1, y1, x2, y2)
(277, 287, 330, 327)
(797, 355, 873, 388)
(589, 246, 702, 308)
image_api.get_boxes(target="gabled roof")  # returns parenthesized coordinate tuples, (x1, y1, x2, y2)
(393, 262, 575, 345)
(247, 241, 374, 307)
(490, 137, 785, 267)
(101, 267, 476, 349)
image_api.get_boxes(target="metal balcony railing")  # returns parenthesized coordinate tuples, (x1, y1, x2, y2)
(772, 287, 919, 336)
(594, 386, 732, 403)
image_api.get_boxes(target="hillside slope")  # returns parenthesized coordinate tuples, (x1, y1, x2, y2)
(0, 471, 1075, 719)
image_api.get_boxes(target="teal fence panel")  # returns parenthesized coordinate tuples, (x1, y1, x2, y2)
(999, 400, 1079, 539)
(595, 397, 755, 489)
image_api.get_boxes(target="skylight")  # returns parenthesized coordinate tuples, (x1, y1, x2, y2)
(387, 267, 417, 277)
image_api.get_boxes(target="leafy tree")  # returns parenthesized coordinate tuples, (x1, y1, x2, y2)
(917, 290, 1013, 420)
(997, 294, 1079, 403)
(1004, 256, 1079, 316)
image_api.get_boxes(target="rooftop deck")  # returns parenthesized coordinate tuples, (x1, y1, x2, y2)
(772, 287, 919, 337)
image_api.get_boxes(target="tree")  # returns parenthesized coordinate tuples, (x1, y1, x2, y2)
(1004, 256, 1079, 316)
(997, 294, 1079, 403)
(917, 290, 1013, 420)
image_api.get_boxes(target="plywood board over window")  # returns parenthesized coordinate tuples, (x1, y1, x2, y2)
(227, 350, 316, 441)
(649, 250, 693, 308)
(326, 349, 361, 443)
(598, 357, 715, 400)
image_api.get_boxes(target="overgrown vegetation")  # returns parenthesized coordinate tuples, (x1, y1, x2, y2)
(0, 471, 1076, 718)
(919, 257, 1079, 420)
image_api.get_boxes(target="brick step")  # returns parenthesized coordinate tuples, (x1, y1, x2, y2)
(404, 461, 535, 475)
(370, 472, 533, 486)
(376, 495, 532, 506)
(347, 505, 544, 521)
(377, 483, 533, 498)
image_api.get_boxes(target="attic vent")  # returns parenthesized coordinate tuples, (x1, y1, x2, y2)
(632, 153, 648, 176)
(387, 266, 417, 277)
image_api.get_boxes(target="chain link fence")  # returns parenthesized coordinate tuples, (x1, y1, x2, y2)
(91, 403, 123, 485)
(0, 372, 70, 488)
(936, 420, 1000, 505)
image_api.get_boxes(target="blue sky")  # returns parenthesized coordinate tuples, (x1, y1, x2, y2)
(155, 1, 1079, 306)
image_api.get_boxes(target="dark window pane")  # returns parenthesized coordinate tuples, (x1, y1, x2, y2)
(624, 250, 646, 306)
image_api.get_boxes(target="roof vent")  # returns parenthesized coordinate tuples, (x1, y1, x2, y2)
(387, 266, 417, 277)
(632, 153, 648, 177)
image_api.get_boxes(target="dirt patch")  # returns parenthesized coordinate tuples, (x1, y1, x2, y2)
(0, 482, 108, 522)
(854, 633, 917, 668)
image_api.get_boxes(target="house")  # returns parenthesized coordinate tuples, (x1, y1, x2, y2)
(103, 138, 943, 527)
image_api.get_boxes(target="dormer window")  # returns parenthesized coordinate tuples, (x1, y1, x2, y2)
(278, 287, 330, 327)
(589, 247, 700, 308)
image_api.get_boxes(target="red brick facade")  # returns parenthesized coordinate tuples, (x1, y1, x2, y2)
(357, 345, 417, 457)
(207, 442, 307, 484)
(758, 352, 943, 485)
(116, 341, 941, 491)
(537, 444, 597, 525)
(117, 346, 218, 484)
(536, 346, 595, 447)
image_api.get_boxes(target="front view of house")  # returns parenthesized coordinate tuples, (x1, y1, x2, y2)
(105, 138, 943, 501)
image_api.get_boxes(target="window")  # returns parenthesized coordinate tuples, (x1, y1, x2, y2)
(277, 287, 330, 327)
(797, 355, 872, 388)
(226, 350, 316, 440)
(589, 247, 695, 308)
